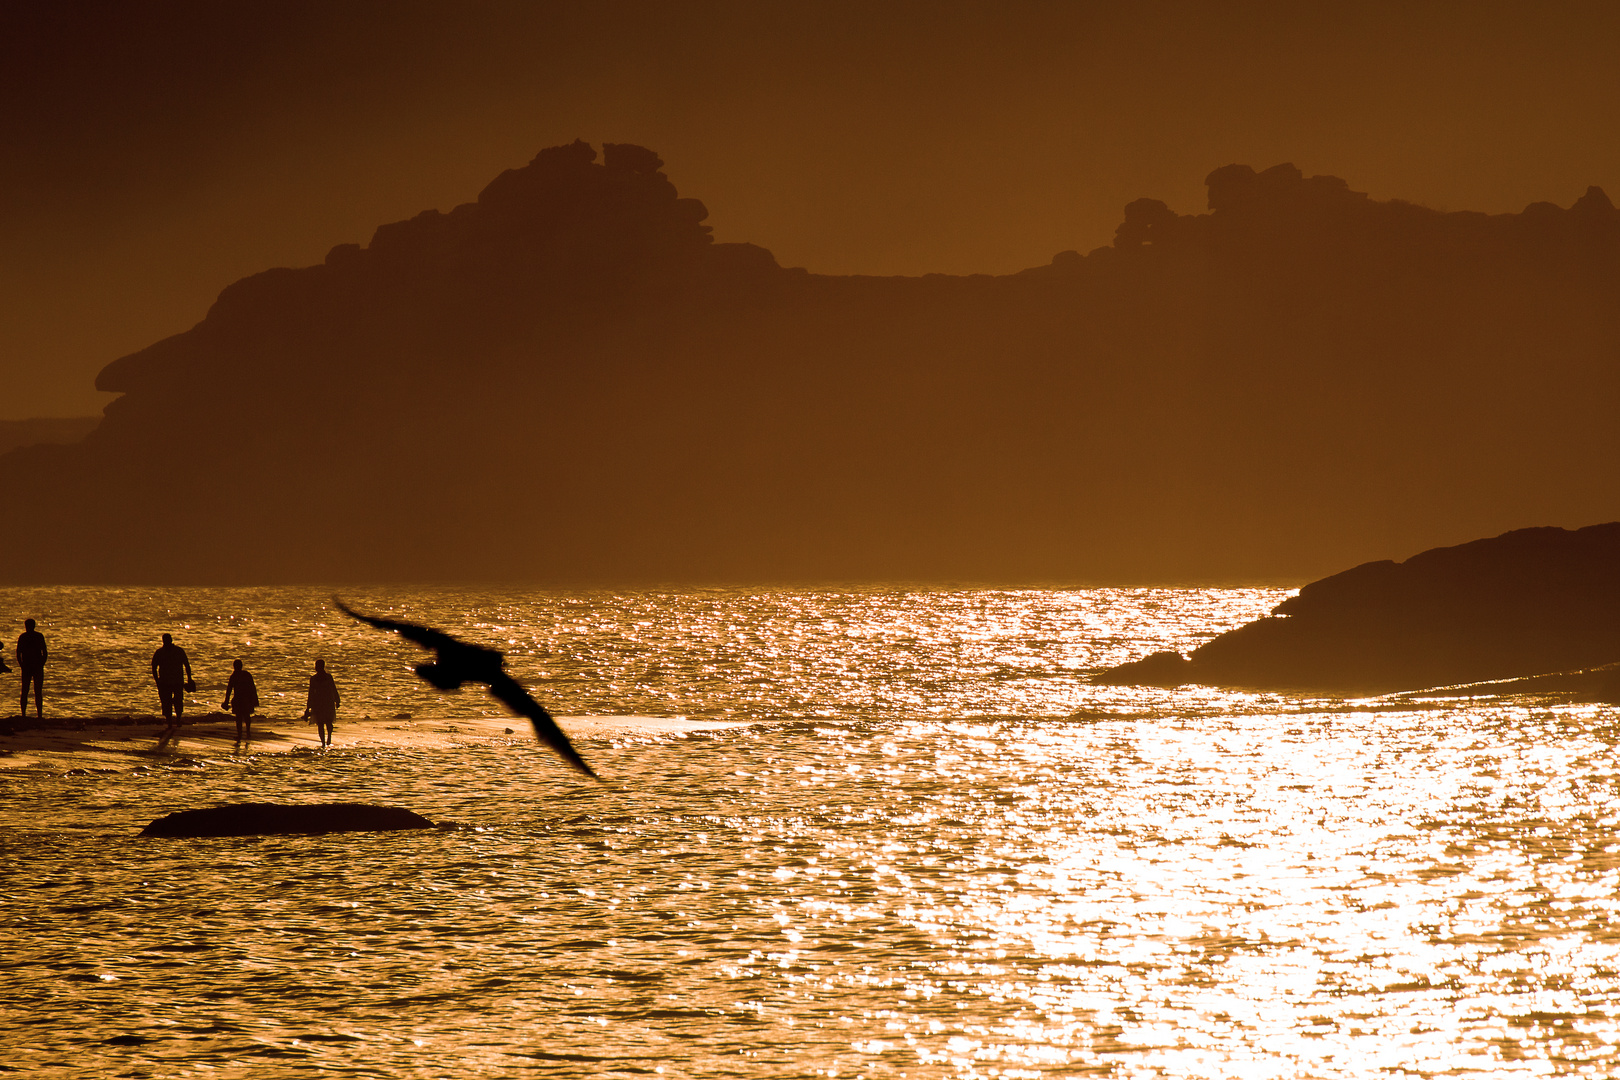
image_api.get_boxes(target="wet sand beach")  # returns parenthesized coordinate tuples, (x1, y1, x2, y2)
(0, 713, 744, 773)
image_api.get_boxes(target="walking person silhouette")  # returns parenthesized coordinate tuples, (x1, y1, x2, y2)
(16, 619, 46, 719)
(303, 659, 340, 748)
(222, 659, 260, 745)
(152, 633, 194, 749)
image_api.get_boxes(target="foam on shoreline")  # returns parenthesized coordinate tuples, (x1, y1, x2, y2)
(0, 712, 747, 773)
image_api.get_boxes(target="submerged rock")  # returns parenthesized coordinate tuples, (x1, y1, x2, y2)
(1095, 523, 1620, 693)
(141, 802, 434, 837)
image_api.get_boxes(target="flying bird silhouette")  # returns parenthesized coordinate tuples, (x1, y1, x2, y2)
(333, 599, 600, 781)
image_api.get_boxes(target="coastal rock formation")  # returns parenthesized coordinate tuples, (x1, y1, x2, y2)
(141, 802, 434, 837)
(2, 146, 1619, 584)
(1095, 524, 1620, 693)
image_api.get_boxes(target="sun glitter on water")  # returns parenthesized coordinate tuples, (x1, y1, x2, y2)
(1, 584, 1618, 1077)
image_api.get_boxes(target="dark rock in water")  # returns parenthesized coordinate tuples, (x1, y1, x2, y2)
(1095, 523, 1620, 693)
(141, 802, 434, 838)
(1094, 650, 1193, 688)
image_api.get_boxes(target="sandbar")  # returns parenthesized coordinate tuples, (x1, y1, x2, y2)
(0, 712, 746, 774)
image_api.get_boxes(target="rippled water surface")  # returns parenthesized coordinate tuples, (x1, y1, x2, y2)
(3, 586, 1619, 1078)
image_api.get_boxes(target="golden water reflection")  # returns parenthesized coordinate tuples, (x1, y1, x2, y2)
(0, 585, 1617, 1076)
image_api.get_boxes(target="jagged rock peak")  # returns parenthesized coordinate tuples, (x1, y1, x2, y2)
(1204, 162, 1367, 213)
(602, 142, 663, 173)
(479, 140, 692, 207)
(532, 138, 597, 169)
(333, 139, 715, 264)
(1113, 197, 1177, 247)
(1573, 185, 1616, 214)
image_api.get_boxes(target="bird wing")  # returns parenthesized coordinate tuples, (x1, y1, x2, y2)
(332, 598, 459, 652)
(488, 674, 602, 782)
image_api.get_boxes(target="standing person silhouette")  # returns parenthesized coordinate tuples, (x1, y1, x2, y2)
(16, 619, 46, 719)
(222, 659, 260, 744)
(303, 659, 340, 748)
(151, 633, 194, 748)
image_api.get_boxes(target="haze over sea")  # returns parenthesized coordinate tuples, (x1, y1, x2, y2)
(3, 585, 1618, 1078)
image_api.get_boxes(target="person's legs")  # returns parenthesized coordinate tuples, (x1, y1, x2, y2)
(157, 684, 183, 747)
(29, 669, 42, 718)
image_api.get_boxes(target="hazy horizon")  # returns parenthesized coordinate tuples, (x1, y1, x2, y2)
(7, 1, 1620, 418)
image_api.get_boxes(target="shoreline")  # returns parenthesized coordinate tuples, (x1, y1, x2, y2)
(0, 712, 746, 773)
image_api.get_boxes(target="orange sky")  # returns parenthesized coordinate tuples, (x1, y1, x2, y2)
(4, 0, 1620, 419)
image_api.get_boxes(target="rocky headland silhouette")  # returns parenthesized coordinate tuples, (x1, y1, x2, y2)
(1096, 523, 1620, 693)
(2, 144, 1618, 584)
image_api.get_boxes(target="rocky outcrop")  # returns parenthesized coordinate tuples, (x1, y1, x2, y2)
(142, 802, 434, 837)
(1095, 523, 1620, 693)
(3, 147, 1619, 585)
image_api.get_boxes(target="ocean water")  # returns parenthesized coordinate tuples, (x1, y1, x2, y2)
(2, 585, 1618, 1078)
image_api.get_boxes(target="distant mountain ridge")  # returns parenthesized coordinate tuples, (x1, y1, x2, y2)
(0, 417, 98, 457)
(1, 143, 1617, 584)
